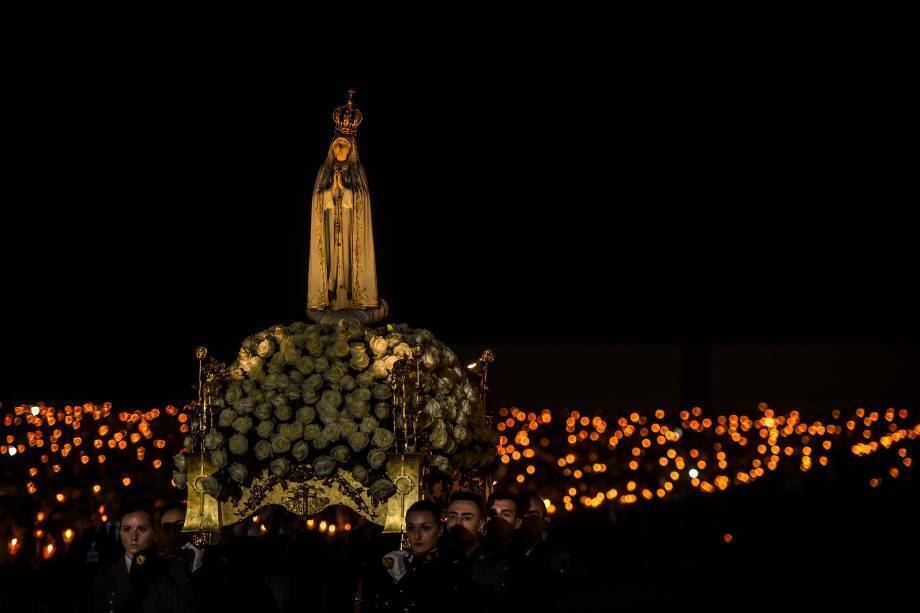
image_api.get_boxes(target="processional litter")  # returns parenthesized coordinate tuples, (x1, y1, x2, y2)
(178, 91, 499, 544)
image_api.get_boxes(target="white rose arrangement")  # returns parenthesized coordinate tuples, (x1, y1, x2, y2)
(174, 321, 497, 500)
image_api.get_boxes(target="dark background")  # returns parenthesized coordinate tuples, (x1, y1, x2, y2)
(1, 27, 917, 611)
(2, 40, 916, 411)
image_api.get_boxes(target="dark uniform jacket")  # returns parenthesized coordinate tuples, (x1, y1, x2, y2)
(445, 542, 509, 613)
(185, 542, 280, 613)
(364, 543, 510, 613)
(92, 551, 194, 613)
(366, 548, 448, 612)
(509, 540, 571, 613)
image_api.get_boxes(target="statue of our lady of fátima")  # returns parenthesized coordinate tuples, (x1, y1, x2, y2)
(307, 90, 387, 324)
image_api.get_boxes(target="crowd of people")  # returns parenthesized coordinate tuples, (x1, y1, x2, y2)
(359, 491, 570, 612)
(26, 489, 569, 613)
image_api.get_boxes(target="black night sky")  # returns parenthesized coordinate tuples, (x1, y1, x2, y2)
(2, 32, 917, 610)
(3, 43, 916, 412)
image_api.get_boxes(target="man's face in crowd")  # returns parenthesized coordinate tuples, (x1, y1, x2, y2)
(406, 510, 443, 555)
(158, 507, 188, 551)
(523, 497, 548, 527)
(488, 498, 522, 529)
(120, 511, 154, 556)
(446, 500, 484, 535)
(521, 496, 549, 540)
(160, 508, 185, 532)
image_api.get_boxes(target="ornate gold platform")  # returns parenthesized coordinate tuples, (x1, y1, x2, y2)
(183, 452, 424, 534)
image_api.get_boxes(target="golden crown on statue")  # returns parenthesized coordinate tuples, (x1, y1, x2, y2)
(332, 88, 363, 135)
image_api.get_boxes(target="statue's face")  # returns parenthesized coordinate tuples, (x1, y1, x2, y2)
(332, 138, 351, 162)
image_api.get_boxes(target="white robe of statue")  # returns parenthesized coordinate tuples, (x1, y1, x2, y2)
(323, 176, 354, 310)
(307, 136, 379, 312)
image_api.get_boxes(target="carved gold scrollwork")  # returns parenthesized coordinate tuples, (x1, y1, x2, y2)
(182, 454, 424, 533)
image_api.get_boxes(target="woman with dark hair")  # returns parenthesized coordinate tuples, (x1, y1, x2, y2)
(92, 505, 194, 613)
(362, 500, 448, 612)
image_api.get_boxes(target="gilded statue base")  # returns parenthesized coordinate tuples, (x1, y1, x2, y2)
(182, 450, 422, 533)
(307, 299, 389, 326)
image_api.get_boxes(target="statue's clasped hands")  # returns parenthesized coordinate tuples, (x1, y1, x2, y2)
(333, 170, 345, 195)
